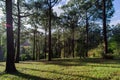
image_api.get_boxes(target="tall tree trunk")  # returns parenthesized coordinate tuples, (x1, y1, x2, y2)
(33, 29, 36, 60)
(35, 35, 38, 60)
(102, 0, 108, 54)
(15, 0, 20, 63)
(36, 35, 39, 61)
(14, 39, 17, 57)
(57, 29, 59, 57)
(72, 26, 75, 58)
(44, 27, 47, 59)
(5, 0, 17, 73)
(85, 11, 89, 57)
(36, 32, 41, 61)
(63, 28, 65, 58)
(48, 3, 52, 61)
(68, 39, 71, 57)
(57, 29, 61, 57)
(38, 35, 41, 61)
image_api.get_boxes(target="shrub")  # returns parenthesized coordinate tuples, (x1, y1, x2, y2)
(102, 54, 114, 59)
(20, 54, 32, 61)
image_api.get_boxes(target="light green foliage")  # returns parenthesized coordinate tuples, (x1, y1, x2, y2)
(88, 44, 104, 57)
(0, 58, 120, 80)
(0, 21, 6, 61)
(108, 24, 120, 59)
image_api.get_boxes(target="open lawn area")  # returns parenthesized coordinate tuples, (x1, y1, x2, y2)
(0, 58, 120, 80)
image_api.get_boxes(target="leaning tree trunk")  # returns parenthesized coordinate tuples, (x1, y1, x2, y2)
(5, 0, 17, 73)
(102, 0, 108, 54)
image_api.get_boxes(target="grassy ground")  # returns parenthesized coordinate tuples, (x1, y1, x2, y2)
(0, 58, 120, 80)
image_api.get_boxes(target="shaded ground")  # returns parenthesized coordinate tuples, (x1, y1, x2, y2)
(0, 58, 120, 80)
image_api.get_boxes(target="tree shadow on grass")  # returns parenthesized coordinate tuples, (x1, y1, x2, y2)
(80, 58, 120, 64)
(20, 61, 86, 67)
(0, 72, 6, 76)
(0, 71, 51, 80)
(18, 58, 120, 68)
(36, 58, 120, 68)
(19, 67, 105, 80)
(12, 71, 52, 80)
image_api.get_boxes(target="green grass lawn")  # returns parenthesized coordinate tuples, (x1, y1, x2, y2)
(0, 58, 120, 80)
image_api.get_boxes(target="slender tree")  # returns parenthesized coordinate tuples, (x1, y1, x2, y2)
(13, 0, 33, 63)
(15, 0, 21, 63)
(46, 0, 60, 61)
(95, 0, 114, 55)
(5, 0, 17, 73)
(33, 29, 36, 60)
(48, 0, 52, 61)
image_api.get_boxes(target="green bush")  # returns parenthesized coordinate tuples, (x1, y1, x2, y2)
(20, 54, 32, 61)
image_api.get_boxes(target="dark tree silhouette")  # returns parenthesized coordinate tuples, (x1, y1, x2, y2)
(102, 0, 108, 54)
(85, 10, 89, 57)
(5, 0, 17, 73)
(48, 1, 52, 61)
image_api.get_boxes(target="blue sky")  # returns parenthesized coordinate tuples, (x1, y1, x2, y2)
(110, 0, 120, 25)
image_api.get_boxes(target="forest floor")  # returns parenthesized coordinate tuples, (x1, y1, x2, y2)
(0, 58, 120, 80)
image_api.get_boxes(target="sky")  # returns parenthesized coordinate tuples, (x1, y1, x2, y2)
(53, 0, 69, 16)
(110, 0, 120, 25)
(0, 0, 120, 26)
(53, 0, 120, 25)
(0, 8, 3, 18)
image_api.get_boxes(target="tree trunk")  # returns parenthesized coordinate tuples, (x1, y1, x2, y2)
(15, 0, 20, 63)
(33, 29, 36, 60)
(48, 3, 52, 61)
(57, 29, 59, 57)
(5, 0, 17, 73)
(35, 35, 38, 60)
(36, 36, 39, 61)
(44, 27, 47, 59)
(68, 39, 71, 57)
(85, 11, 89, 57)
(57, 29, 61, 57)
(102, 0, 108, 54)
(38, 35, 41, 60)
(14, 39, 17, 57)
(72, 26, 75, 58)
(63, 28, 65, 58)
